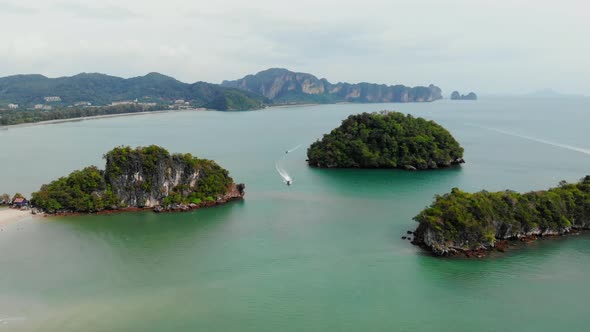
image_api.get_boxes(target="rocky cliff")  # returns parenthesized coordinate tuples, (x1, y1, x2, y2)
(31, 145, 245, 213)
(412, 177, 590, 256)
(104, 146, 244, 209)
(222, 68, 442, 104)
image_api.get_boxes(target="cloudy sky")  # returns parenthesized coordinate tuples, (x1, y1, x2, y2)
(1, 0, 588, 95)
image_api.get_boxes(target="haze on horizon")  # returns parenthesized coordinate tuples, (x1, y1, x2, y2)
(1, 0, 588, 96)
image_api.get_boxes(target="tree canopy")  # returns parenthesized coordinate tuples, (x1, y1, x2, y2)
(307, 111, 464, 169)
(31, 146, 236, 213)
(414, 176, 590, 251)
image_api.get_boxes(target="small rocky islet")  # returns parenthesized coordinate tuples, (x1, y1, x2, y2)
(450, 91, 478, 100)
(31, 145, 245, 214)
(306, 111, 465, 170)
(412, 177, 590, 257)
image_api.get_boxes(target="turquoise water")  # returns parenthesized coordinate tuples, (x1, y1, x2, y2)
(0, 97, 589, 331)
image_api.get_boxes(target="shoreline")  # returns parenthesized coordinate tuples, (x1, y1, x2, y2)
(1, 99, 447, 129)
(42, 196, 244, 218)
(0, 208, 33, 225)
(411, 229, 590, 259)
(0, 108, 210, 130)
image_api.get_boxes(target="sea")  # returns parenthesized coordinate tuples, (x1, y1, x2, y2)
(0, 97, 589, 331)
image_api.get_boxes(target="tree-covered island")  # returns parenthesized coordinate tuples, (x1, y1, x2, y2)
(307, 111, 464, 170)
(31, 146, 245, 214)
(412, 177, 590, 257)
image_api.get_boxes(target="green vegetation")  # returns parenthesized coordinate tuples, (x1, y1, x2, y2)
(414, 177, 590, 252)
(31, 167, 119, 213)
(29, 145, 239, 213)
(104, 145, 171, 178)
(307, 111, 464, 169)
(104, 145, 235, 206)
(0, 104, 160, 126)
(0, 72, 266, 114)
(1, 193, 10, 204)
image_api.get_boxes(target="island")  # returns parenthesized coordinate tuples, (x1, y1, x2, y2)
(412, 176, 590, 257)
(31, 145, 245, 214)
(306, 111, 465, 170)
(450, 91, 478, 100)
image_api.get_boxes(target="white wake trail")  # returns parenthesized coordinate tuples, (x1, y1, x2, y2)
(276, 145, 300, 184)
(467, 124, 590, 156)
(275, 161, 293, 184)
(286, 144, 302, 154)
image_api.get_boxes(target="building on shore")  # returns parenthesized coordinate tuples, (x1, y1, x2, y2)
(34, 104, 53, 110)
(8, 104, 19, 109)
(12, 197, 28, 208)
(111, 101, 135, 106)
(44, 96, 62, 102)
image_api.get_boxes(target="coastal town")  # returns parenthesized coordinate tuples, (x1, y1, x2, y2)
(0, 96, 196, 112)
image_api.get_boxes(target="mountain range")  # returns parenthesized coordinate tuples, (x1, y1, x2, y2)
(222, 68, 442, 104)
(0, 69, 443, 111)
(0, 72, 266, 111)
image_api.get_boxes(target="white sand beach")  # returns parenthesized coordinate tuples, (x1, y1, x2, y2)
(0, 208, 31, 225)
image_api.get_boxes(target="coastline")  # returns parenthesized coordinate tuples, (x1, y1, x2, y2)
(0, 208, 33, 225)
(42, 196, 244, 218)
(0, 108, 210, 130)
(0, 99, 446, 129)
(411, 229, 590, 259)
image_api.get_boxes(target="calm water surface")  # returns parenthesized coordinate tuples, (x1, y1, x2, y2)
(0, 97, 589, 331)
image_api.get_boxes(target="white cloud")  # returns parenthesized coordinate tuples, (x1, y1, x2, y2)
(0, 0, 588, 94)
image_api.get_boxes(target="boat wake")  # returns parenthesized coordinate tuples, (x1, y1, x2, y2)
(276, 161, 293, 185)
(285, 144, 302, 154)
(467, 124, 590, 156)
(276, 145, 300, 185)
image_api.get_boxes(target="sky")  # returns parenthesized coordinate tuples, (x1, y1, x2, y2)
(1, 0, 589, 95)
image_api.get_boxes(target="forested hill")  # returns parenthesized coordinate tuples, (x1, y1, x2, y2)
(307, 111, 464, 170)
(0, 72, 266, 111)
(222, 68, 443, 104)
(0, 68, 446, 114)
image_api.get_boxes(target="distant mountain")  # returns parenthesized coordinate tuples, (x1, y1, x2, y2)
(0, 73, 266, 111)
(221, 68, 442, 104)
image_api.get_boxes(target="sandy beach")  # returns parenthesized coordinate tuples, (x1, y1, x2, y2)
(0, 108, 212, 130)
(0, 208, 32, 225)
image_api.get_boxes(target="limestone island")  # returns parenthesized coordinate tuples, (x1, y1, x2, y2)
(412, 177, 590, 257)
(307, 111, 464, 170)
(450, 91, 477, 100)
(31, 145, 245, 214)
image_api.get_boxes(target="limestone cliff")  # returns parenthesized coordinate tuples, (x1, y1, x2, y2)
(31, 145, 245, 214)
(222, 68, 442, 104)
(105, 146, 244, 209)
